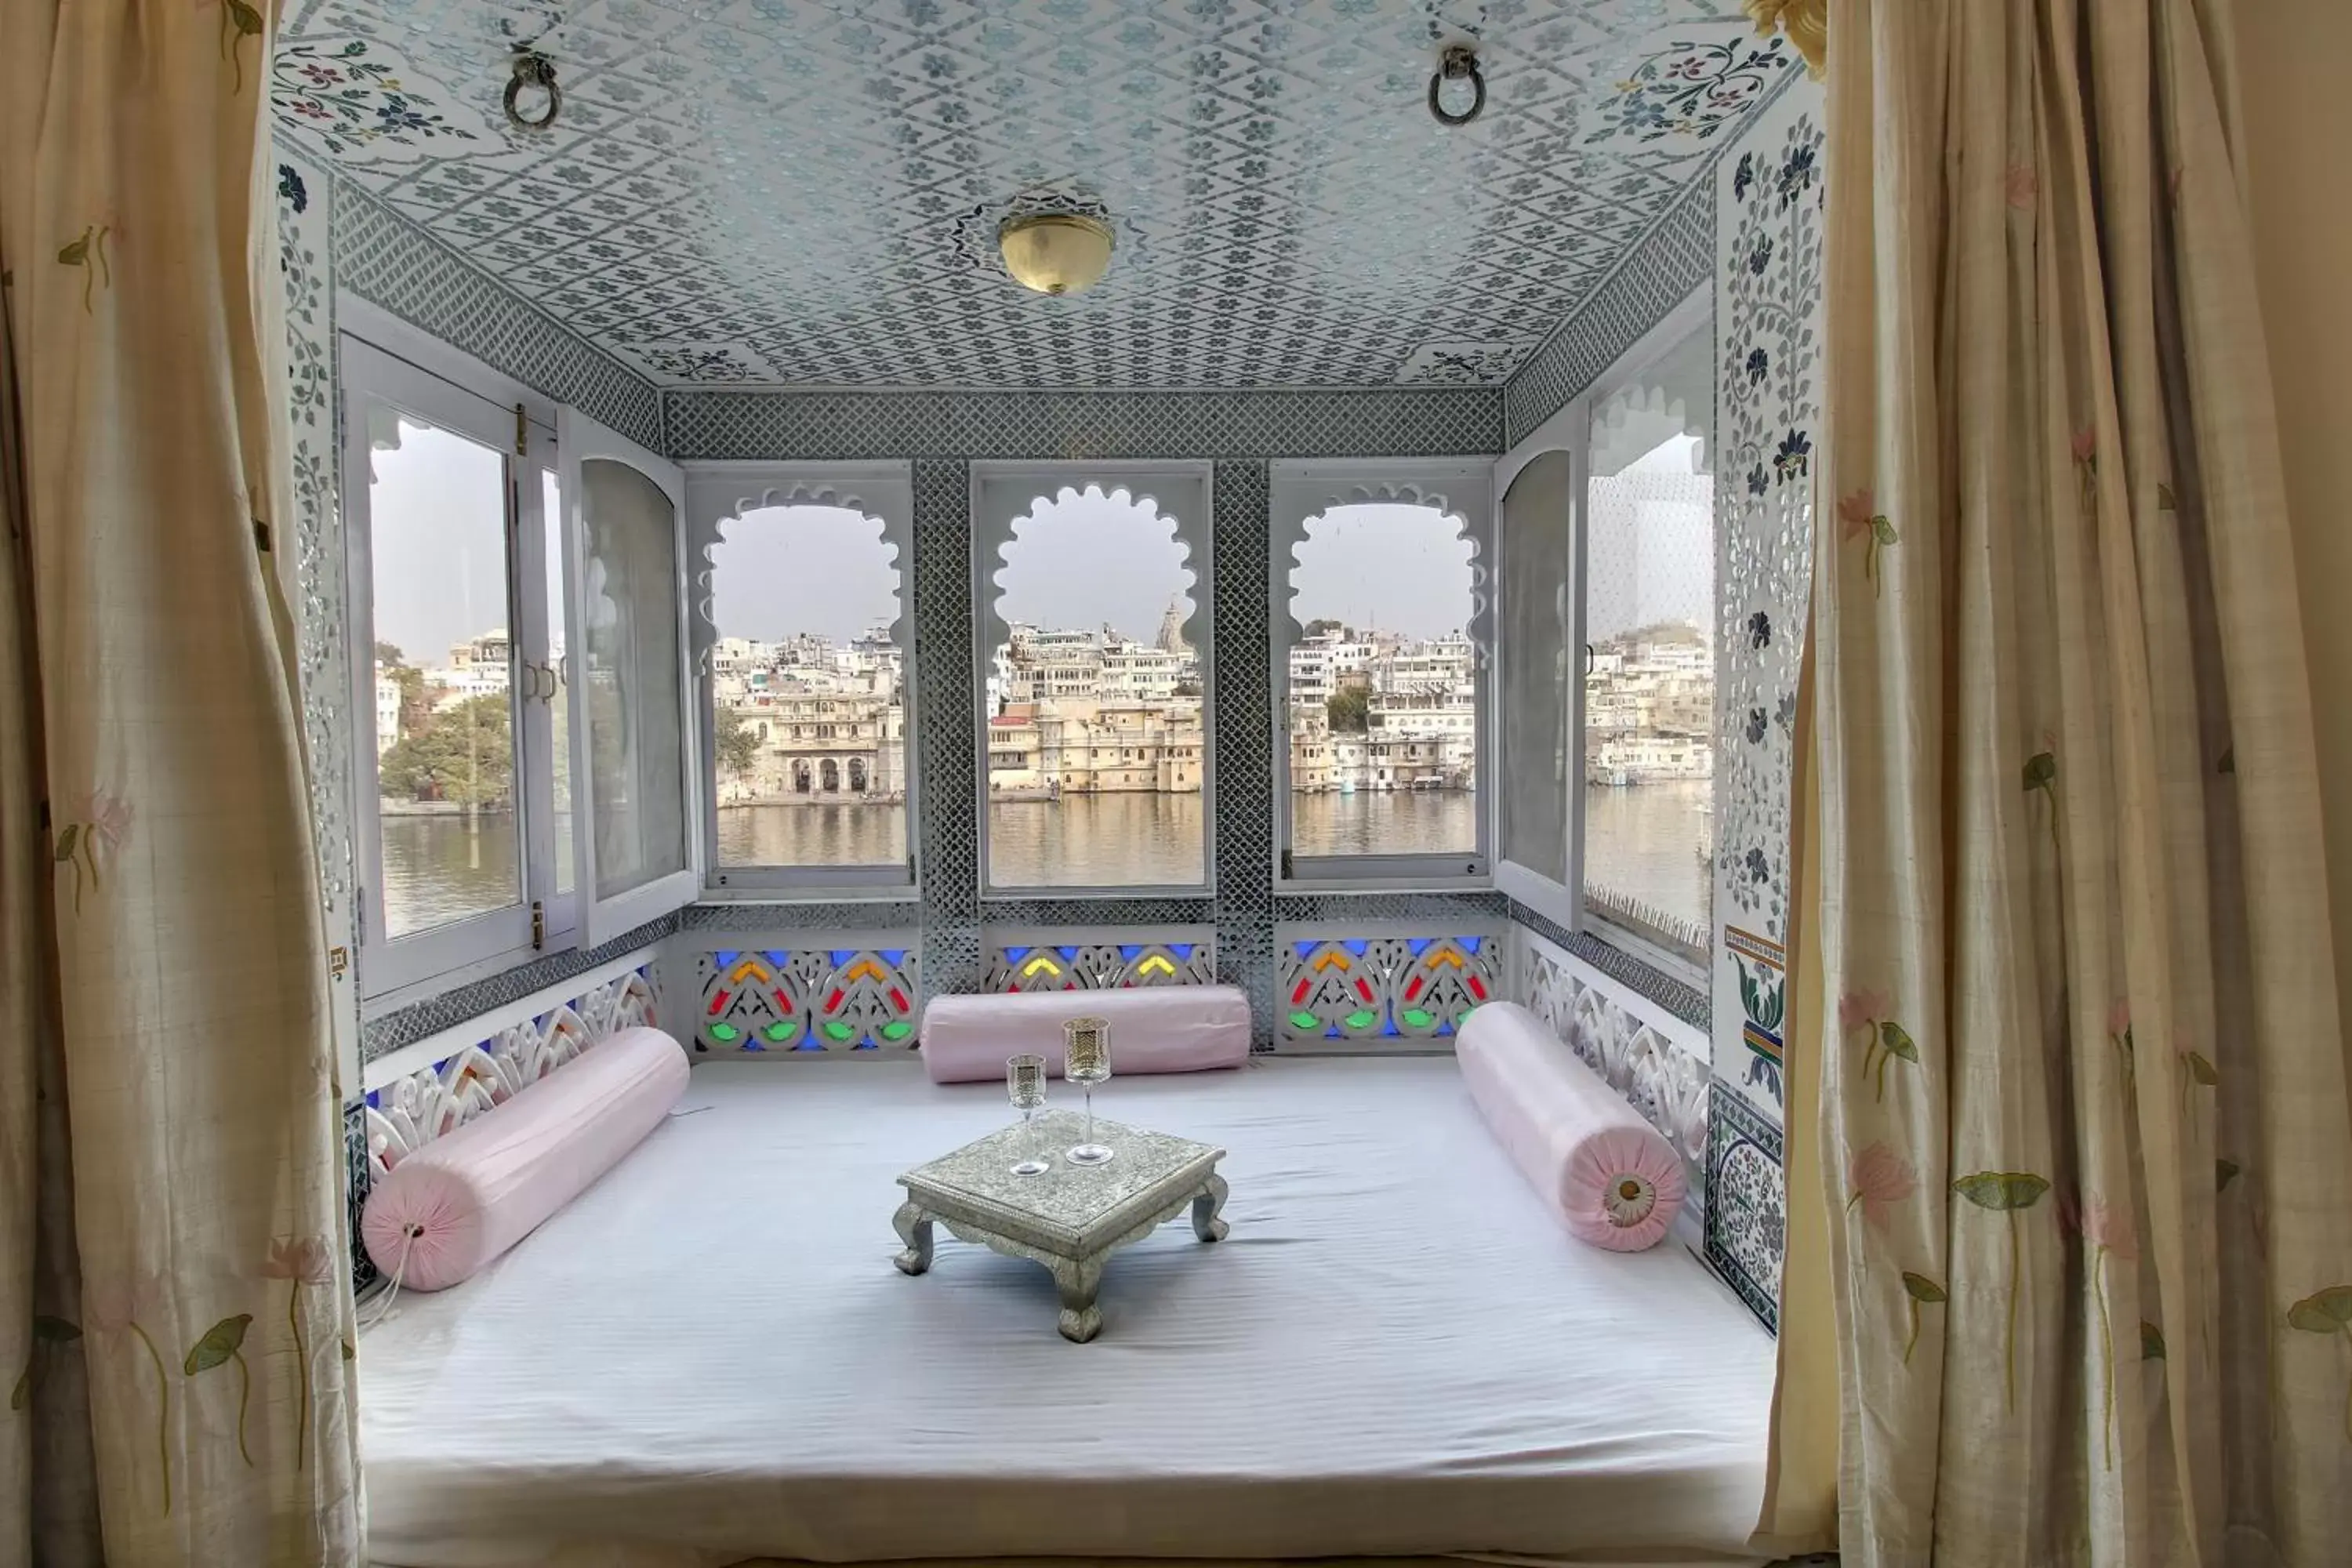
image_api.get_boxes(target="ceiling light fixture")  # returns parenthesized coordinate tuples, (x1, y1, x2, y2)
(1428, 44, 1485, 126)
(999, 212, 1116, 297)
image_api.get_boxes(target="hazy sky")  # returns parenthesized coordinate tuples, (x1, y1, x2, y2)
(1586, 434, 1713, 641)
(368, 419, 523, 665)
(992, 487, 1192, 645)
(1291, 503, 1475, 639)
(712, 504, 899, 641)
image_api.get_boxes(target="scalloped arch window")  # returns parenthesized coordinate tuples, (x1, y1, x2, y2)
(973, 467, 1214, 898)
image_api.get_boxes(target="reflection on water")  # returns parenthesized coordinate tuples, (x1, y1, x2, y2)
(717, 801, 907, 869)
(379, 813, 521, 939)
(1581, 779, 1711, 932)
(988, 794, 1205, 887)
(379, 786, 1713, 935)
(1291, 791, 1477, 859)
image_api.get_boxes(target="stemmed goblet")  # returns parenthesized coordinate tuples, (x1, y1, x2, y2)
(1063, 1017, 1114, 1167)
(1006, 1053, 1051, 1176)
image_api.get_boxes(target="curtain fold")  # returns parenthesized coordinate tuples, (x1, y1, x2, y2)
(0, 0, 363, 1562)
(1811, 1, 2352, 1564)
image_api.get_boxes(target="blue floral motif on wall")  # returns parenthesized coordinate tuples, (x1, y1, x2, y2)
(1773, 429, 1812, 482)
(273, 40, 480, 158)
(1588, 34, 1795, 147)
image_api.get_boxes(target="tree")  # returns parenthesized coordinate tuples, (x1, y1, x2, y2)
(1304, 618, 1347, 639)
(1327, 685, 1370, 734)
(713, 706, 763, 779)
(1173, 679, 1203, 698)
(378, 693, 514, 807)
(374, 640, 406, 666)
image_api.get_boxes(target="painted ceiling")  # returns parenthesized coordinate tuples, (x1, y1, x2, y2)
(276, 0, 1795, 390)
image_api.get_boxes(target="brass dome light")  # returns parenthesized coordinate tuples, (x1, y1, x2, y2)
(999, 212, 1115, 296)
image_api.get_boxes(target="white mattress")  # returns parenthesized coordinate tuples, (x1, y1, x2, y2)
(361, 1057, 1776, 1568)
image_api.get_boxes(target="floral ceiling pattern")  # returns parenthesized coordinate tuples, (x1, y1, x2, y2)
(274, 0, 1793, 390)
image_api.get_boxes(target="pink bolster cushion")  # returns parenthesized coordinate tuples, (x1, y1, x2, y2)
(920, 987, 1251, 1085)
(1457, 1002, 1686, 1251)
(361, 1026, 688, 1290)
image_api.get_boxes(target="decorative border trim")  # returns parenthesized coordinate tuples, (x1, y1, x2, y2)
(681, 901, 923, 931)
(982, 929, 1218, 991)
(1502, 178, 1715, 447)
(358, 915, 677, 1064)
(1506, 900, 1711, 1031)
(665, 389, 1504, 462)
(330, 175, 663, 452)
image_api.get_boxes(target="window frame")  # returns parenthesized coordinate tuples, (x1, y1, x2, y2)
(1269, 459, 1496, 892)
(557, 408, 701, 947)
(337, 299, 570, 1014)
(681, 462, 919, 899)
(1492, 287, 1715, 979)
(970, 461, 1215, 902)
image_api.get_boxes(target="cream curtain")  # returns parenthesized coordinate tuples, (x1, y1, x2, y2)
(0, 0, 362, 1563)
(1810, 2, 2352, 1564)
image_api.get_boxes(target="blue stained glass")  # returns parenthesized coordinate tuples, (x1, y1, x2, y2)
(765, 949, 789, 965)
(715, 949, 739, 967)
(1461, 935, 1483, 953)
(1406, 938, 1432, 956)
(742, 1040, 767, 1052)
(1437, 1019, 1454, 1036)
(1058, 946, 1080, 960)
(1171, 944, 1194, 960)
(1002, 946, 1029, 963)
(1344, 939, 1369, 956)
(829, 949, 855, 965)
(1294, 940, 1319, 958)
(1326, 1023, 1342, 1038)
(854, 1040, 877, 1050)
(1120, 944, 1144, 960)
(1383, 1020, 1400, 1036)
(795, 1040, 824, 1051)
(881, 949, 906, 964)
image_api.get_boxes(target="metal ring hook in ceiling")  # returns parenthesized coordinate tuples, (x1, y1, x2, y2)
(505, 50, 563, 132)
(1428, 44, 1485, 127)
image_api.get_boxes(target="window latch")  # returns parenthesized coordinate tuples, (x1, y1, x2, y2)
(1279, 848, 1294, 880)
(514, 402, 528, 458)
(531, 899, 545, 951)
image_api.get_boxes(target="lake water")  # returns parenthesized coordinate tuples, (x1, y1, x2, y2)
(379, 783, 1711, 934)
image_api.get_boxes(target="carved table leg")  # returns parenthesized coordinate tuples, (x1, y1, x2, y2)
(1191, 1173, 1229, 1243)
(892, 1201, 934, 1276)
(1051, 1257, 1104, 1343)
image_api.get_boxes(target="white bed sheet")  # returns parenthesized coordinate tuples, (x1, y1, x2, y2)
(361, 1057, 1776, 1568)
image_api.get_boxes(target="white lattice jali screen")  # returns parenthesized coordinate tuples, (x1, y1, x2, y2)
(361, 966, 660, 1178)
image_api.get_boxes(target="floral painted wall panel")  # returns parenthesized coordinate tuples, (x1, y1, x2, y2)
(1712, 78, 1825, 1124)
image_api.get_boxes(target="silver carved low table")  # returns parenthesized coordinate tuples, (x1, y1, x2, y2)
(893, 1111, 1229, 1343)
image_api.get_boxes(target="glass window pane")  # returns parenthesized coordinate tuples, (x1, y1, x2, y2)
(709, 505, 907, 869)
(1287, 504, 1478, 858)
(580, 456, 688, 900)
(987, 486, 1203, 888)
(542, 469, 572, 897)
(1582, 330, 1715, 960)
(367, 411, 521, 940)
(1499, 453, 1574, 884)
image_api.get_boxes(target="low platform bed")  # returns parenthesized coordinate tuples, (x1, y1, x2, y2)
(361, 1058, 1775, 1568)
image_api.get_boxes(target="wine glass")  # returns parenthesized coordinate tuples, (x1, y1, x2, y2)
(1006, 1054, 1051, 1176)
(1062, 1017, 1114, 1167)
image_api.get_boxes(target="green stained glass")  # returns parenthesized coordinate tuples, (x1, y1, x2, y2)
(763, 1021, 795, 1042)
(1400, 1007, 1436, 1029)
(1344, 1009, 1381, 1030)
(708, 1023, 739, 1043)
(1289, 1010, 1322, 1031)
(880, 1020, 913, 1040)
(822, 1020, 858, 1042)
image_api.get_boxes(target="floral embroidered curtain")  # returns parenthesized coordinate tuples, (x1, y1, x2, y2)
(1809, 0, 2352, 1562)
(0, 0, 362, 1561)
